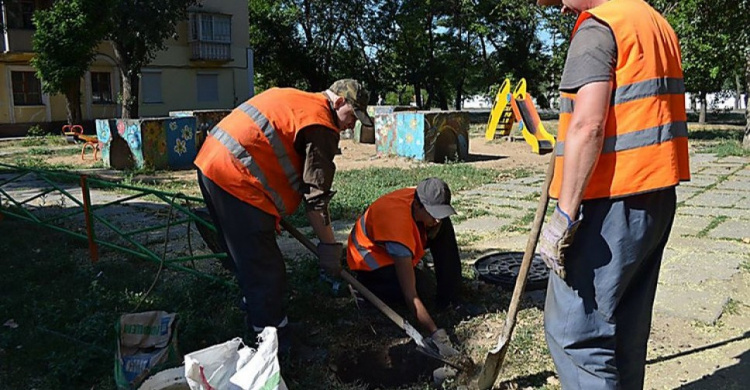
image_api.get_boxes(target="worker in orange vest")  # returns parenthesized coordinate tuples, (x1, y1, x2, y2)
(194, 79, 373, 350)
(536, 1, 690, 388)
(347, 178, 463, 358)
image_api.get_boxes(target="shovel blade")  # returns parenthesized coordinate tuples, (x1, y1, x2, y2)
(474, 342, 510, 389)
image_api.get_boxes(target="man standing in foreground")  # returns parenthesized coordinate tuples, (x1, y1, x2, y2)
(194, 79, 373, 349)
(536, 0, 690, 388)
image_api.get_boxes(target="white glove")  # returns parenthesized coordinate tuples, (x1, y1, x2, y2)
(430, 328, 459, 358)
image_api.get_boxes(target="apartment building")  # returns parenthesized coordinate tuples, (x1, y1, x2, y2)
(0, 0, 252, 136)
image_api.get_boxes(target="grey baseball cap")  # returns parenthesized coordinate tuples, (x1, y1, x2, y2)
(416, 178, 456, 220)
(329, 79, 374, 127)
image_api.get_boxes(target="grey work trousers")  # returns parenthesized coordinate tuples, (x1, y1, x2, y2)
(544, 187, 676, 390)
(197, 170, 288, 331)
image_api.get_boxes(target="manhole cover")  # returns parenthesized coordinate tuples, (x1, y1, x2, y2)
(473, 251, 549, 291)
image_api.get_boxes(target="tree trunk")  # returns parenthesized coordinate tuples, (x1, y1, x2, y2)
(118, 70, 141, 119)
(454, 81, 463, 110)
(414, 84, 422, 108)
(63, 79, 82, 125)
(744, 52, 750, 149)
(735, 74, 742, 110)
(744, 106, 749, 148)
(699, 91, 707, 124)
(112, 42, 140, 119)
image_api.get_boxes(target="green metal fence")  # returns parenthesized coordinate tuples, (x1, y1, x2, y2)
(0, 163, 230, 286)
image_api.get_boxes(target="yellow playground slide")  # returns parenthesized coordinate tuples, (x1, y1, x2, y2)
(485, 78, 556, 155)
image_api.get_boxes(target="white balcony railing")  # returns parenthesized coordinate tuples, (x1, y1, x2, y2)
(190, 41, 231, 62)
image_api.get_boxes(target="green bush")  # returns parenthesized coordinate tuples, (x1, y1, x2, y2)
(26, 125, 46, 137)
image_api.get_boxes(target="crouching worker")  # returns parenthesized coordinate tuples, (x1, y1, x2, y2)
(346, 177, 462, 358)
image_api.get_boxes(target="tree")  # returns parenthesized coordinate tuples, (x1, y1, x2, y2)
(651, 0, 745, 123)
(248, 0, 546, 110)
(31, 0, 111, 125)
(108, 0, 198, 118)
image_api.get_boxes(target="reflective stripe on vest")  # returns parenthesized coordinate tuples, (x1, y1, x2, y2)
(237, 102, 302, 192)
(560, 76, 685, 115)
(555, 120, 688, 156)
(208, 101, 304, 215)
(349, 216, 381, 270)
(613, 77, 685, 105)
(209, 125, 288, 214)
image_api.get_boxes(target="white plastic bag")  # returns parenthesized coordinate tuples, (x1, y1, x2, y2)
(184, 328, 287, 390)
(230, 328, 287, 390)
(184, 337, 244, 390)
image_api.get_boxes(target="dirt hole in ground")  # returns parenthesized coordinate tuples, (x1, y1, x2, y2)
(333, 342, 443, 388)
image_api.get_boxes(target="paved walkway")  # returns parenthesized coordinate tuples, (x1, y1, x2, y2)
(454, 154, 749, 324)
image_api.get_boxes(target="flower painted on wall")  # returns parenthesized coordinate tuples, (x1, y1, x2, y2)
(169, 121, 178, 132)
(127, 124, 139, 136)
(128, 133, 141, 149)
(117, 121, 126, 136)
(174, 138, 187, 156)
(96, 123, 111, 144)
(181, 125, 193, 140)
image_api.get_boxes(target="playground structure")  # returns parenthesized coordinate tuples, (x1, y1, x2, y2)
(485, 78, 556, 155)
(61, 124, 100, 160)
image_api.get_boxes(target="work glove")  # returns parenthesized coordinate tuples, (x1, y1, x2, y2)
(539, 205, 581, 279)
(430, 328, 459, 358)
(317, 242, 343, 278)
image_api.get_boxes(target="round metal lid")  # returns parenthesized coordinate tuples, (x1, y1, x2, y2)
(473, 251, 549, 291)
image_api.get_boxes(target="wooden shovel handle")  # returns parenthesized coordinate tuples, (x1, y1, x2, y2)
(500, 153, 556, 343)
(278, 219, 410, 331)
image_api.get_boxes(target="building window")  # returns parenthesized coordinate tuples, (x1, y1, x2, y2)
(11, 71, 43, 106)
(141, 71, 162, 103)
(196, 74, 219, 103)
(190, 13, 231, 43)
(189, 13, 232, 61)
(6, 0, 36, 29)
(91, 72, 113, 104)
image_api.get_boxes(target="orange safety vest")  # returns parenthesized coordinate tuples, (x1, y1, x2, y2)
(194, 88, 339, 219)
(347, 188, 427, 271)
(550, 0, 690, 200)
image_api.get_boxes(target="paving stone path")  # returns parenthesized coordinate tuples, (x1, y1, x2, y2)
(454, 154, 750, 325)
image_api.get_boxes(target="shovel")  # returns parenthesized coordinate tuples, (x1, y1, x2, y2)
(473, 153, 556, 389)
(278, 218, 465, 370)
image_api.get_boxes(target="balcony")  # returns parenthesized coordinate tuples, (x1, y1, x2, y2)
(190, 41, 231, 62)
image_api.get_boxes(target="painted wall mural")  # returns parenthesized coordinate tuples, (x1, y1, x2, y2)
(169, 110, 231, 151)
(95, 117, 197, 170)
(355, 105, 414, 144)
(376, 111, 470, 163)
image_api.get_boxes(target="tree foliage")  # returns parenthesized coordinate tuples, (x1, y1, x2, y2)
(649, 0, 748, 123)
(249, 0, 547, 109)
(31, 0, 112, 124)
(108, 0, 199, 118)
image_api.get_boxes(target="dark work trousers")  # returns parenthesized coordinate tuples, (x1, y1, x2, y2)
(197, 170, 288, 332)
(355, 218, 462, 307)
(544, 187, 676, 390)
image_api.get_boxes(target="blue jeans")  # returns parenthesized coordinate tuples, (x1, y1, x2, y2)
(545, 188, 676, 390)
